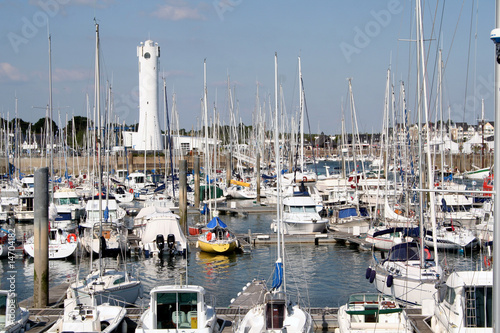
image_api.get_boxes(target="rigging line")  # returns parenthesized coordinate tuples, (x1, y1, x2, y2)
(443, 0, 466, 72)
(426, 0, 447, 122)
(461, 0, 476, 126)
(422, 0, 442, 121)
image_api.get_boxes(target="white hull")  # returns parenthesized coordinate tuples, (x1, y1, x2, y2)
(24, 242, 77, 259)
(282, 220, 328, 234)
(371, 263, 440, 306)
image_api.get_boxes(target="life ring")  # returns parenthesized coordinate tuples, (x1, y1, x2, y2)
(129, 188, 134, 194)
(53, 185, 59, 192)
(484, 256, 491, 268)
(67, 233, 77, 243)
(303, 176, 307, 182)
(424, 248, 432, 260)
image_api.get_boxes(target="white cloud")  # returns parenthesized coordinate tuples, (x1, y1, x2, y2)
(152, 1, 205, 21)
(52, 68, 90, 82)
(0, 63, 28, 82)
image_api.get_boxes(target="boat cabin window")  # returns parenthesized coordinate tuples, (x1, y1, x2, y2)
(156, 292, 198, 329)
(57, 197, 79, 205)
(304, 206, 316, 213)
(0, 294, 6, 329)
(290, 206, 304, 213)
(266, 300, 285, 330)
(466, 286, 492, 328)
(443, 285, 456, 306)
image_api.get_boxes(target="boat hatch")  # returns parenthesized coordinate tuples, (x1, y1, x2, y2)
(265, 298, 285, 330)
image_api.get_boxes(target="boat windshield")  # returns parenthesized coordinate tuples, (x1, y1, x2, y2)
(156, 292, 198, 329)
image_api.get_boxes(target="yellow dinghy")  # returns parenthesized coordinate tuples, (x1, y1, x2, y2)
(197, 216, 239, 254)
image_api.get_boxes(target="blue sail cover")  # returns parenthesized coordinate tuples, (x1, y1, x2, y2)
(271, 262, 283, 289)
(206, 216, 227, 229)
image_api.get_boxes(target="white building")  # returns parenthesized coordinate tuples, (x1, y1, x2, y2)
(123, 40, 163, 151)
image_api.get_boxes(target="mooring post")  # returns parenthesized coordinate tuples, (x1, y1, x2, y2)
(179, 159, 188, 234)
(256, 152, 261, 203)
(34, 167, 49, 307)
(194, 155, 200, 209)
(226, 152, 231, 188)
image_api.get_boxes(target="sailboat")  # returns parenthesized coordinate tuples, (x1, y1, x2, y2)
(66, 21, 142, 308)
(234, 53, 313, 333)
(47, 295, 127, 333)
(196, 216, 239, 254)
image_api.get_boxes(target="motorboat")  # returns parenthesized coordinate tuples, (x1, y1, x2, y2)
(431, 270, 492, 332)
(135, 285, 220, 332)
(336, 293, 412, 332)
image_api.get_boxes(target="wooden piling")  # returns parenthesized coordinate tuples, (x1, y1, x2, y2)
(34, 167, 49, 307)
(179, 159, 188, 234)
(194, 156, 200, 209)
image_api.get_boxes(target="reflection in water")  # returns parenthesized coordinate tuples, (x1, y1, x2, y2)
(196, 251, 237, 280)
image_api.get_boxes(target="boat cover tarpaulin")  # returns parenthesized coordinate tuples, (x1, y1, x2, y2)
(207, 216, 227, 229)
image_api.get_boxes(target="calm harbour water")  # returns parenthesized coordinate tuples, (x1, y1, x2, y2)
(0, 200, 481, 310)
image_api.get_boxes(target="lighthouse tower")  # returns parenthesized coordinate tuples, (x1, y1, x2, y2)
(134, 40, 163, 151)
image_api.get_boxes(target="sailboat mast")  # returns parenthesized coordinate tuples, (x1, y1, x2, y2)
(203, 59, 210, 220)
(95, 22, 102, 222)
(299, 56, 304, 172)
(416, 0, 439, 264)
(274, 52, 282, 266)
(48, 34, 53, 183)
(94, 22, 104, 277)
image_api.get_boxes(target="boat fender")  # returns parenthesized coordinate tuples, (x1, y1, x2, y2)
(424, 248, 432, 260)
(484, 255, 491, 268)
(369, 270, 376, 283)
(386, 275, 393, 288)
(365, 267, 372, 279)
(67, 233, 77, 243)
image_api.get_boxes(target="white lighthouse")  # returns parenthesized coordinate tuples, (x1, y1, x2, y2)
(133, 40, 163, 151)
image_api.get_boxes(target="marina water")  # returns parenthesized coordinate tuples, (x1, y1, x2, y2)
(1, 199, 482, 309)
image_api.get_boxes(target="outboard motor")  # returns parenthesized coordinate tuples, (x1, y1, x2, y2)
(156, 234, 165, 255)
(167, 234, 176, 254)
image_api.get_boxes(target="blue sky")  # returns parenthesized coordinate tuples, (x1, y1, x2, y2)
(0, 0, 496, 135)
